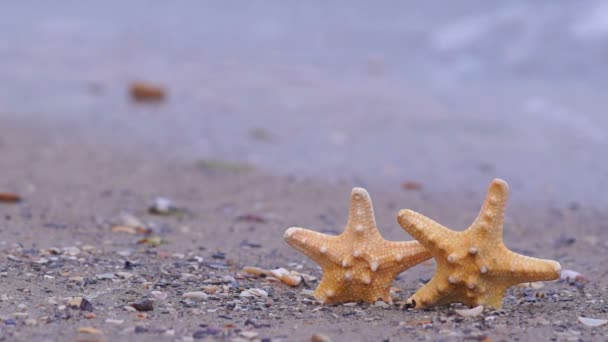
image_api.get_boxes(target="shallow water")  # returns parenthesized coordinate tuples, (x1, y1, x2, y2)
(1, 1, 608, 206)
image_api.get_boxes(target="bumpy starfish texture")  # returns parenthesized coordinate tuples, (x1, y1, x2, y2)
(284, 188, 431, 304)
(398, 179, 561, 309)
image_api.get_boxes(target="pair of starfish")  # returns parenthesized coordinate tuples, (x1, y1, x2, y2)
(283, 179, 561, 309)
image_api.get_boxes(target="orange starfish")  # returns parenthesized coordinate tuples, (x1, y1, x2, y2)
(398, 179, 561, 309)
(284, 188, 431, 304)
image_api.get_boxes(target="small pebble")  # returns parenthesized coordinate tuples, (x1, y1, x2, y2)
(182, 291, 208, 300)
(130, 299, 154, 312)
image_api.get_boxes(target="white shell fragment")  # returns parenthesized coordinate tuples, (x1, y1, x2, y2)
(182, 291, 208, 300)
(578, 316, 608, 327)
(455, 305, 484, 317)
(239, 288, 268, 298)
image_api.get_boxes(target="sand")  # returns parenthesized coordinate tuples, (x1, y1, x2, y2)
(1, 118, 607, 342)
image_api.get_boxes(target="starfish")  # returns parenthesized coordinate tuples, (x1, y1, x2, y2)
(397, 178, 561, 309)
(284, 188, 431, 304)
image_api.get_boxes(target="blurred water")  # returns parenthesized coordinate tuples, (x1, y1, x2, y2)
(1, 1, 608, 206)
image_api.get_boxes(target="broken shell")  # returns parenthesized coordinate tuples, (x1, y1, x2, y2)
(455, 305, 484, 317)
(239, 288, 268, 298)
(242, 266, 269, 277)
(578, 316, 608, 327)
(182, 291, 208, 300)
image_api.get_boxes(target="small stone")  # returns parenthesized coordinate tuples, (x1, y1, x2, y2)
(578, 316, 608, 327)
(240, 288, 268, 298)
(455, 305, 484, 317)
(130, 82, 166, 102)
(77, 326, 102, 335)
(239, 331, 259, 339)
(34, 257, 49, 265)
(149, 197, 178, 215)
(105, 319, 124, 325)
(311, 333, 333, 342)
(130, 299, 154, 312)
(373, 301, 390, 308)
(96, 273, 115, 280)
(111, 225, 137, 234)
(25, 318, 37, 326)
(182, 291, 208, 300)
(67, 297, 84, 309)
(151, 291, 168, 301)
(116, 272, 133, 279)
(63, 246, 81, 256)
(124, 305, 137, 312)
(80, 298, 94, 312)
(242, 266, 268, 277)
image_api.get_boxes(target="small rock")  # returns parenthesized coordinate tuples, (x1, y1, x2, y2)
(80, 298, 94, 312)
(455, 305, 484, 317)
(182, 291, 208, 300)
(96, 273, 115, 280)
(149, 197, 178, 215)
(67, 297, 83, 309)
(130, 299, 154, 312)
(130, 82, 166, 102)
(111, 225, 137, 234)
(151, 291, 168, 301)
(25, 318, 37, 326)
(105, 319, 124, 325)
(373, 301, 390, 309)
(311, 333, 333, 342)
(239, 331, 259, 339)
(0, 192, 21, 203)
(63, 246, 81, 256)
(242, 266, 268, 277)
(77, 326, 102, 335)
(240, 288, 268, 298)
(116, 272, 133, 279)
(578, 316, 608, 327)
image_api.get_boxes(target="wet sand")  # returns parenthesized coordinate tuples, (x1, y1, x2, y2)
(1, 118, 607, 341)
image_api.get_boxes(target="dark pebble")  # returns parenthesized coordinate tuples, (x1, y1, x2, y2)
(131, 299, 154, 312)
(80, 298, 94, 312)
(4, 319, 16, 326)
(135, 326, 149, 334)
(212, 252, 226, 259)
(193, 327, 221, 339)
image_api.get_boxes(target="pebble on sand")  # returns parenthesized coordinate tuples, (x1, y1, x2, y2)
(182, 291, 208, 300)
(77, 326, 103, 335)
(578, 316, 608, 327)
(129, 82, 166, 102)
(455, 306, 484, 317)
(130, 299, 154, 312)
(240, 288, 268, 298)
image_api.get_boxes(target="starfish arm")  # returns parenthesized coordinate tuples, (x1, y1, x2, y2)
(397, 209, 457, 251)
(470, 178, 509, 240)
(345, 188, 381, 238)
(376, 240, 432, 273)
(406, 275, 452, 309)
(284, 227, 342, 267)
(493, 249, 561, 285)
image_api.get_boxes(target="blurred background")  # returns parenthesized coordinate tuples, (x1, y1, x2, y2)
(2, 1, 607, 206)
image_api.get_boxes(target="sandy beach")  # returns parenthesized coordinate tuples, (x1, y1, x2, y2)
(1, 117, 606, 341)
(2, 2, 608, 341)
